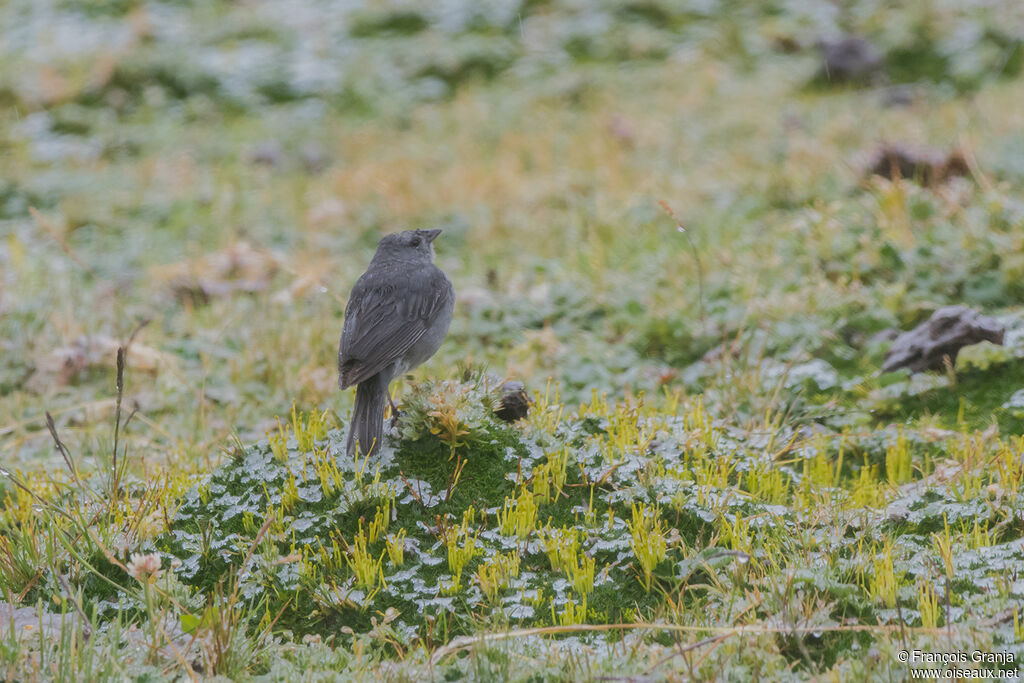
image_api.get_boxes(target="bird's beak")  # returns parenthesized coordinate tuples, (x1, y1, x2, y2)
(421, 229, 442, 243)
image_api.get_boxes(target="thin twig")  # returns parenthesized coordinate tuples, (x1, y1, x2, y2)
(229, 514, 275, 606)
(399, 470, 429, 509)
(45, 412, 88, 493)
(122, 402, 140, 431)
(430, 621, 952, 665)
(646, 632, 731, 674)
(124, 318, 152, 353)
(659, 200, 707, 332)
(111, 348, 126, 501)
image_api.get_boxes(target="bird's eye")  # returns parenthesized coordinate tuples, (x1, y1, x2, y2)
(410, 237, 421, 247)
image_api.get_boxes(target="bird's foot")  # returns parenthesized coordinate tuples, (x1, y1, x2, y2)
(387, 395, 404, 428)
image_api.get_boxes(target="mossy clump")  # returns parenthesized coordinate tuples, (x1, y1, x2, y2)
(141, 379, 1024, 659)
(154, 381, 751, 640)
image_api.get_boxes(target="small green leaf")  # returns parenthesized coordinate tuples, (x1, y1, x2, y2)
(180, 613, 201, 634)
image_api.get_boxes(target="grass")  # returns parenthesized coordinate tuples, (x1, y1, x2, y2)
(2, 0, 1024, 679)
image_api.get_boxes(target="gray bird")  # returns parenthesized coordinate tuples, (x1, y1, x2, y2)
(338, 229, 455, 456)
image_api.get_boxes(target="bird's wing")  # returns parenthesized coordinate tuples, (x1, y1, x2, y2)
(338, 266, 452, 388)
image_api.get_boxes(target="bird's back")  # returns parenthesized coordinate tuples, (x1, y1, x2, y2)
(338, 259, 453, 388)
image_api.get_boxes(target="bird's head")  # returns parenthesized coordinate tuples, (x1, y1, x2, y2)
(372, 229, 442, 263)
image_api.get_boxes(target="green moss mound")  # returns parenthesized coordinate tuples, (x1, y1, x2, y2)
(145, 377, 1024, 664)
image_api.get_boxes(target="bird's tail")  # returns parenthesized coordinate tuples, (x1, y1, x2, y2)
(346, 374, 387, 457)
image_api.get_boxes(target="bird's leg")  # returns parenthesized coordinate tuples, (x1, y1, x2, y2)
(388, 393, 402, 427)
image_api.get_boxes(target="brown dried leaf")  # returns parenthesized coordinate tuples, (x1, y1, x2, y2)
(28, 335, 170, 391)
(150, 241, 279, 304)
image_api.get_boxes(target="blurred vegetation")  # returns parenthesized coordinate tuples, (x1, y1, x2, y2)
(1, 0, 1024, 679)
